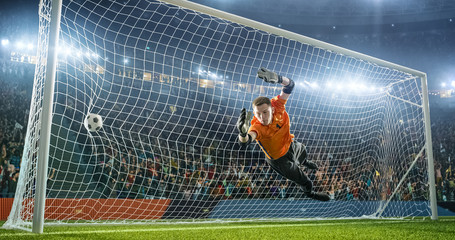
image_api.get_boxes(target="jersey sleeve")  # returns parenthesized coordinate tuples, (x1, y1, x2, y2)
(272, 95, 287, 113)
(248, 118, 261, 141)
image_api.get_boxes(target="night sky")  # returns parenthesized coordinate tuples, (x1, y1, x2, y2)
(1, 0, 454, 90)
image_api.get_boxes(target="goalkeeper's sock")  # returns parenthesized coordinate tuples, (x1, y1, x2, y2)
(303, 160, 318, 170)
(307, 192, 330, 201)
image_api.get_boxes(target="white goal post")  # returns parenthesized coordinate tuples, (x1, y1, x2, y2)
(4, 0, 437, 234)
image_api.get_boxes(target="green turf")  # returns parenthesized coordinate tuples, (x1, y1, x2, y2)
(1, 217, 454, 240)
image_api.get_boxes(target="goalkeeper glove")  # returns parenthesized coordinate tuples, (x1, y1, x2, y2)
(257, 67, 283, 84)
(236, 108, 249, 138)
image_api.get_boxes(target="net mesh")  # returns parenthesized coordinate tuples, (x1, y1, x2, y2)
(5, 0, 431, 230)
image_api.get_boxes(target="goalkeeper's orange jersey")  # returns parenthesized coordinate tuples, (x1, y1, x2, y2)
(249, 95, 294, 160)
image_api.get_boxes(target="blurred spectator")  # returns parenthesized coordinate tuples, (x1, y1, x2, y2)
(7, 171, 19, 198)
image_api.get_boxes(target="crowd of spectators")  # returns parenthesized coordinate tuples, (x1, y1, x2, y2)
(0, 55, 454, 203)
(430, 106, 455, 202)
(85, 133, 432, 202)
(1, 19, 455, 202)
(0, 1, 36, 198)
(0, 60, 33, 198)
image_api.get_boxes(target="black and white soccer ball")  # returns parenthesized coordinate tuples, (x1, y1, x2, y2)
(84, 113, 103, 132)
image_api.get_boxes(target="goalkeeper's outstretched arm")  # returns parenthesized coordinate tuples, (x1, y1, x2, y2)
(257, 67, 295, 100)
(237, 108, 256, 146)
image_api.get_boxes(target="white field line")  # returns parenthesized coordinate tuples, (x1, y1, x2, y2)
(1, 219, 454, 237)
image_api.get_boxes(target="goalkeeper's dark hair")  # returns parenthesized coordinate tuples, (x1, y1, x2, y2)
(252, 96, 271, 107)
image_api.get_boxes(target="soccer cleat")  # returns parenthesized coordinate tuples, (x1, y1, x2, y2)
(307, 192, 330, 201)
(303, 160, 318, 170)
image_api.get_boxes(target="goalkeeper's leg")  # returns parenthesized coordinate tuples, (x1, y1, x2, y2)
(266, 157, 330, 201)
(293, 141, 318, 170)
(267, 160, 330, 201)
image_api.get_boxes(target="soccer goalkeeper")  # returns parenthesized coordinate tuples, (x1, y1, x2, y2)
(237, 67, 330, 201)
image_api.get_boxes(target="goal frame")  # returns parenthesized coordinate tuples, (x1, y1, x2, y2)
(30, 0, 63, 234)
(156, 0, 437, 221)
(15, 0, 438, 234)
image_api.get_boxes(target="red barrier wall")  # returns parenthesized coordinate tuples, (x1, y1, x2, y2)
(0, 198, 14, 220)
(1, 198, 171, 221)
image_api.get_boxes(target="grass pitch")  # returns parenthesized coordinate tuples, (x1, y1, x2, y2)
(1, 217, 455, 240)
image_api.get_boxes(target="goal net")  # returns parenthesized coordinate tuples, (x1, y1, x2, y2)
(5, 0, 436, 231)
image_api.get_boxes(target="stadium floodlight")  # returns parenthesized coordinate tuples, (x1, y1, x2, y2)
(451, 81, 455, 87)
(57, 45, 63, 54)
(16, 41, 24, 49)
(1, 39, 9, 46)
(63, 48, 71, 56)
(4, 0, 438, 234)
(335, 84, 343, 91)
(441, 82, 446, 87)
(58, 44, 71, 56)
(309, 82, 318, 88)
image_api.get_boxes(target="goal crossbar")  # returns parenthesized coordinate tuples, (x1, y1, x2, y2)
(162, 0, 426, 77)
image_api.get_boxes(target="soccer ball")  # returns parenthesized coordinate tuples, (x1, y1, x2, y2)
(84, 113, 103, 132)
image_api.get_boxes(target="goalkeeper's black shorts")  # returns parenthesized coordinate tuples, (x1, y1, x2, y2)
(265, 141, 312, 193)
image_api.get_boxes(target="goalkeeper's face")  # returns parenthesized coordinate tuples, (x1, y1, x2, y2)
(253, 103, 274, 126)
